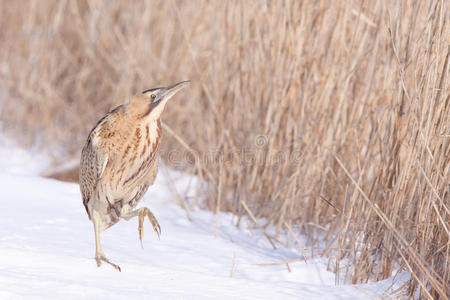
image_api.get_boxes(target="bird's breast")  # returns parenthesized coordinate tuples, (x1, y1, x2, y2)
(107, 120, 161, 194)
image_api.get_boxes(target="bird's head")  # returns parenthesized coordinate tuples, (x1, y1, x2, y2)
(129, 81, 190, 120)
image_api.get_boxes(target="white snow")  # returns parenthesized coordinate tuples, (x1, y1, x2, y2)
(0, 143, 407, 299)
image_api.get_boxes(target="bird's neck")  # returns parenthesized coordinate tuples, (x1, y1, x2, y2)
(138, 118, 162, 145)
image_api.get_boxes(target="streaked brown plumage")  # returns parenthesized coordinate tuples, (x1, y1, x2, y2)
(80, 81, 189, 271)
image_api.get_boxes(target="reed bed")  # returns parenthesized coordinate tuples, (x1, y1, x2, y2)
(0, 1, 448, 298)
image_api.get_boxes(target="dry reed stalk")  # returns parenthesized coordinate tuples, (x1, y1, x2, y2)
(215, 162, 223, 238)
(0, 1, 448, 298)
(251, 257, 307, 267)
(229, 252, 236, 278)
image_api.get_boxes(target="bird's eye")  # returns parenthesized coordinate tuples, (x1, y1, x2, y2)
(151, 94, 156, 100)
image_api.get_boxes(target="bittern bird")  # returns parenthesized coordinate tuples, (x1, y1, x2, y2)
(79, 81, 189, 271)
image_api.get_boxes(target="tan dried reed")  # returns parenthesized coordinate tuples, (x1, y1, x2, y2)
(0, 1, 448, 298)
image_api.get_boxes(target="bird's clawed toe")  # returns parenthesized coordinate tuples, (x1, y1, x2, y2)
(146, 209, 161, 239)
(95, 253, 121, 272)
(138, 209, 146, 248)
(138, 207, 161, 248)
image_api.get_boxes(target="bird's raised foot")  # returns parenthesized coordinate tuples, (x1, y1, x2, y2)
(95, 253, 121, 272)
(138, 207, 161, 248)
(146, 209, 161, 239)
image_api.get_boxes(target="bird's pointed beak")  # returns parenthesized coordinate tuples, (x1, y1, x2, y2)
(160, 80, 190, 102)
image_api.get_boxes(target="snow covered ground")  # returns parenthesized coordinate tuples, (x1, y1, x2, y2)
(0, 143, 406, 299)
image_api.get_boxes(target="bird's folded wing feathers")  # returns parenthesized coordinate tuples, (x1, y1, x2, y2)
(80, 130, 109, 217)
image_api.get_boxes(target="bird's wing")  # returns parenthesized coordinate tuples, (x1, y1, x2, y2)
(80, 136, 109, 219)
(79, 108, 120, 219)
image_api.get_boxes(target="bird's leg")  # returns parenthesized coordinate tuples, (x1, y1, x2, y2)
(122, 207, 161, 248)
(92, 210, 121, 272)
